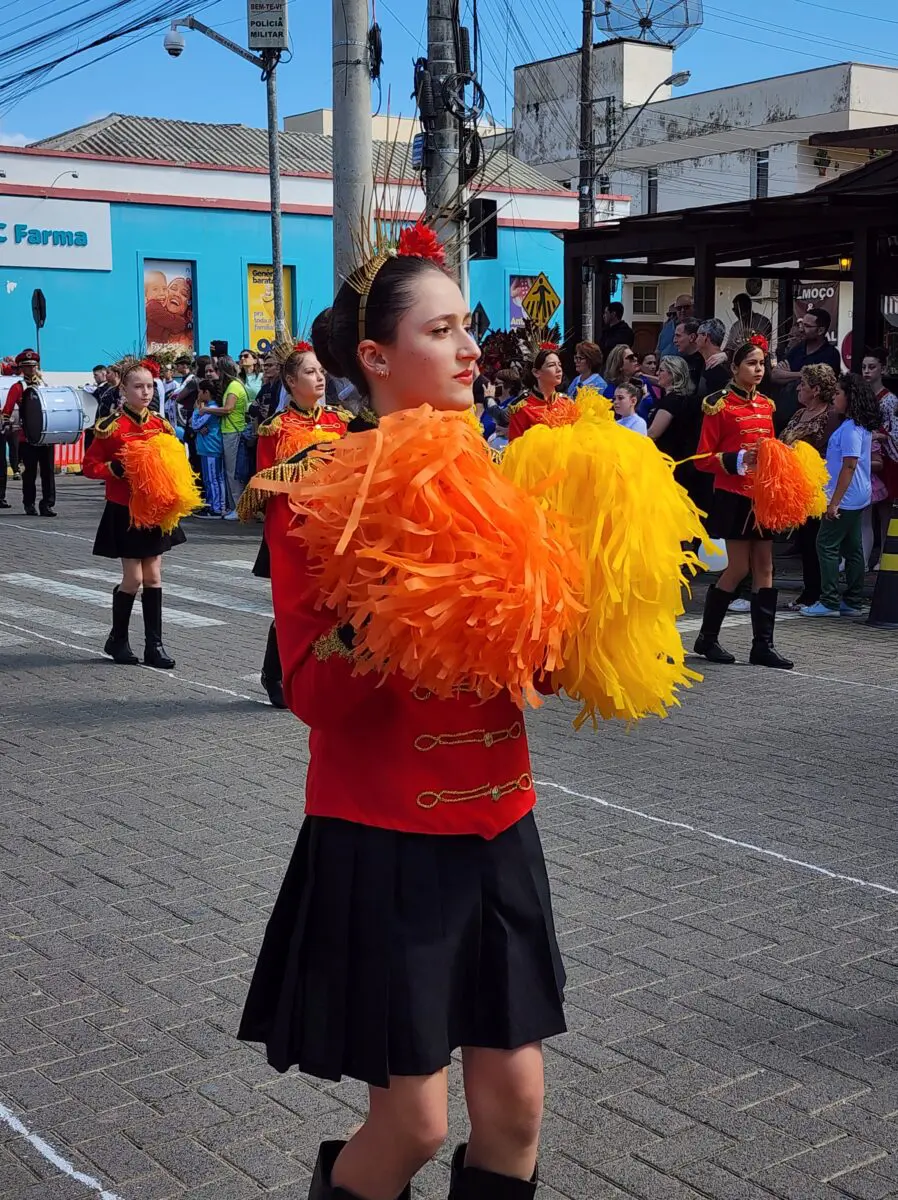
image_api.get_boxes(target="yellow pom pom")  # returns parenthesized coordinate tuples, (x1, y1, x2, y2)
(792, 439, 830, 519)
(120, 432, 203, 533)
(501, 409, 706, 728)
(574, 384, 615, 424)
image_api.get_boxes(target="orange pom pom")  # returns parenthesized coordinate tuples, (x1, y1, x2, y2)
(277, 424, 341, 461)
(287, 406, 582, 707)
(120, 432, 203, 533)
(753, 438, 815, 532)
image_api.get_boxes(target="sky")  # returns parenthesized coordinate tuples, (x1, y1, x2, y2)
(1, 0, 897, 146)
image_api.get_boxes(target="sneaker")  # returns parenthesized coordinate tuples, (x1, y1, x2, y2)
(728, 598, 751, 613)
(23, 505, 37, 516)
(223, 510, 239, 521)
(840, 602, 866, 617)
(800, 602, 839, 618)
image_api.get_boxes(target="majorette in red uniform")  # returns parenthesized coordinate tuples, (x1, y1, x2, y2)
(82, 399, 186, 669)
(239, 348, 351, 707)
(507, 389, 572, 442)
(237, 230, 566, 1200)
(692, 333, 793, 671)
(1, 348, 55, 516)
(254, 400, 349, 473)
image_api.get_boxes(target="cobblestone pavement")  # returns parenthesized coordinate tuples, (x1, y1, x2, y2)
(1, 476, 898, 1200)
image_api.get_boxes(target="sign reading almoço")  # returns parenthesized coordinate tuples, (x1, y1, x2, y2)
(0, 198, 112, 270)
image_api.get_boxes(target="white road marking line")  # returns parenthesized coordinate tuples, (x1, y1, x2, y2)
(0, 574, 222, 628)
(0, 619, 271, 704)
(1, 602, 110, 639)
(676, 611, 803, 633)
(164, 561, 269, 594)
(62, 568, 273, 618)
(1, 522, 94, 542)
(783, 669, 898, 695)
(207, 558, 259, 568)
(0, 1100, 124, 1200)
(535, 779, 898, 898)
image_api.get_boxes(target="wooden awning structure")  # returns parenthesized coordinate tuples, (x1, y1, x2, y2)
(563, 151, 898, 360)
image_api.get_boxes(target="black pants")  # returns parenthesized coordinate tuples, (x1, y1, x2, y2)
(796, 516, 822, 606)
(0, 434, 8, 499)
(21, 444, 55, 508)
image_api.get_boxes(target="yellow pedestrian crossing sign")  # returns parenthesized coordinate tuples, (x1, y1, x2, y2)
(522, 273, 561, 327)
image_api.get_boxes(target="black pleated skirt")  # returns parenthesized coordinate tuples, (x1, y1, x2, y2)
(237, 811, 566, 1088)
(706, 488, 772, 542)
(92, 500, 187, 559)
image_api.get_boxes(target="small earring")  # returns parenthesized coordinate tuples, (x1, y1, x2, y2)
(377, 366, 389, 378)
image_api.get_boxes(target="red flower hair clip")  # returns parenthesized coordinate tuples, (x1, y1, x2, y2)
(397, 221, 446, 266)
(140, 357, 161, 379)
(749, 334, 769, 354)
(293, 340, 313, 354)
(539, 341, 560, 352)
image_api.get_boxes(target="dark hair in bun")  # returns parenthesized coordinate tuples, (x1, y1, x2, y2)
(327, 255, 447, 395)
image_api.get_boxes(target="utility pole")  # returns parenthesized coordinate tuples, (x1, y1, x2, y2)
(577, 0, 594, 341)
(264, 55, 286, 341)
(332, 0, 373, 292)
(426, 0, 461, 274)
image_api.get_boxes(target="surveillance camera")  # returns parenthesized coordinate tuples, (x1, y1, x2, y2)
(163, 28, 186, 57)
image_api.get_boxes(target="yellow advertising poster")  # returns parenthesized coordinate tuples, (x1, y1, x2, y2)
(247, 264, 293, 352)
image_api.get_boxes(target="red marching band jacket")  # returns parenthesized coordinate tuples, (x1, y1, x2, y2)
(2, 379, 37, 443)
(263, 445, 538, 840)
(694, 385, 776, 496)
(82, 406, 178, 503)
(255, 403, 350, 473)
(507, 390, 568, 443)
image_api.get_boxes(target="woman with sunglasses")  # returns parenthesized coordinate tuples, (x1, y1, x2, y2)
(602, 345, 648, 416)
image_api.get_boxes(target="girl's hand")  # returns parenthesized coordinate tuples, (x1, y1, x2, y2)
(743, 445, 759, 471)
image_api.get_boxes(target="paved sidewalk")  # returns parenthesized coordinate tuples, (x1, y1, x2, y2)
(1, 477, 897, 1200)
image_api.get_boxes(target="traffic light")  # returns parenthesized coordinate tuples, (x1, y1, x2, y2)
(468, 198, 497, 260)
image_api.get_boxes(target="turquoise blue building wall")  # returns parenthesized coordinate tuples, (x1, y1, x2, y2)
(0, 201, 566, 370)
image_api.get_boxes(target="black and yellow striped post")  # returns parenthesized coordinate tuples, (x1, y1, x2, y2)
(868, 501, 898, 629)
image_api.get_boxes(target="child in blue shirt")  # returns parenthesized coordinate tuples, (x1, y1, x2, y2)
(612, 383, 648, 435)
(802, 372, 880, 617)
(191, 405, 227, 517)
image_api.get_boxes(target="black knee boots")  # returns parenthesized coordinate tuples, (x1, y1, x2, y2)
(448, 1144, 538, 1199)
(693, 585, 736, 664)
(104, 587, 139, 664)
(261, 621, 286, 708)
(749, 587, 794, 670)
(141, 587, 175, 669)
(307, 1141, 411, 1200)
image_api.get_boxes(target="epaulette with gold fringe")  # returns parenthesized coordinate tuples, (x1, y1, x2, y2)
(257, 413, 283, 437)
(236, 450, 323, 522)
(507, 398, 527, 415)
(327, 404, 354, 424)
(702, 391, 727, 417)
(763, 394, 776, 412)
(93, 414, 119, 438)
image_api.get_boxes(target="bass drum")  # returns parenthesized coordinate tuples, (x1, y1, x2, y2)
(20, 386, 94, 446)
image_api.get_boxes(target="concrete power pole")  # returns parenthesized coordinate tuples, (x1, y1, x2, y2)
(577, 0, 594, 341)
(426, 0, 462, 273)
(332, 0, 373, 292)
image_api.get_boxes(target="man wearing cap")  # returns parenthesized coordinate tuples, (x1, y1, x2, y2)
(1, 349, 56, 517)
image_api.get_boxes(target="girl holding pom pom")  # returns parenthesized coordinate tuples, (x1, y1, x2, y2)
(82, 361, 189, 669)
(693, 337, 794, 670)
(238, 233, 566, 1200)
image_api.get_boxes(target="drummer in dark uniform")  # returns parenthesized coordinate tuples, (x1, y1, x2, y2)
(1, 349, 56, 517)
